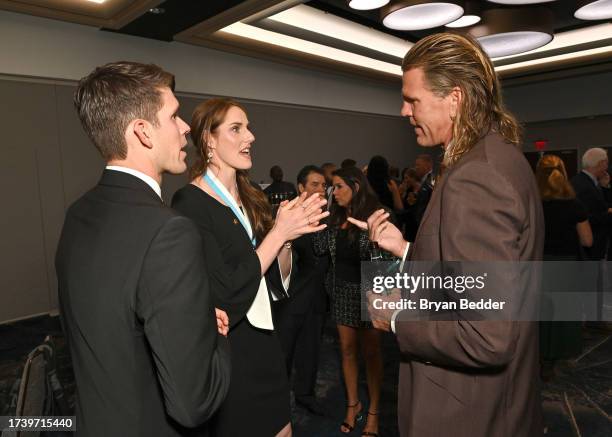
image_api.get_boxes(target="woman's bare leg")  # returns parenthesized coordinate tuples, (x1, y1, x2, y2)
(337, 324, 362, 433)
(360, 327, 383, 435)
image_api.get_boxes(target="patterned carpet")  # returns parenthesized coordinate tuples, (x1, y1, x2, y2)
(1, 316, 610, 436)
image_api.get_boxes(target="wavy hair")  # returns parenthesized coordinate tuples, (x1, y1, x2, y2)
(190, 98, 273, 242)
(402, 33, 522, 167)
(536, 154, 575, 200)
(329, 166, 382, 242)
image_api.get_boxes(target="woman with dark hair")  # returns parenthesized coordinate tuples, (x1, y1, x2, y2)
(366, 155, 403, 211)
(536, 154, 592, 380)
(314, 166, 394, 437)
(172, 98, 327, 437)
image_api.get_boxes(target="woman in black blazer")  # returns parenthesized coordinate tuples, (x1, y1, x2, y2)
(172, 98, 327, 437)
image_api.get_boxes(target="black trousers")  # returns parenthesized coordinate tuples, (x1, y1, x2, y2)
(274, 303, 325, 397)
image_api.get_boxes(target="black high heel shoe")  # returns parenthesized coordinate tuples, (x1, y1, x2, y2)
(340, 400, 363, 434)
(361, 411, 379, 437)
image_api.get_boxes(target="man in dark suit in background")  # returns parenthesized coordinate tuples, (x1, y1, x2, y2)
(321, 162, 337, 209)
(264, 165, 297, 201)
(273, 165, 329, 415)
(55, 61, 230, 437)
(351, 33, 543, 437)
(412, 153, 434, 225)
(571, 147, 612, 260)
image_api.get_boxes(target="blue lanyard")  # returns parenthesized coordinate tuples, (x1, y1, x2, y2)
(204, 173, 256, 247)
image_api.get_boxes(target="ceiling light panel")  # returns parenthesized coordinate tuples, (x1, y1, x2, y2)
(382, 1, 464, 31)
(267, 4, 412, 58)
(487, 0, 556, 4)
(480, 31, 553, 58)
(575, 0, 612, 20)
(348, 0, 390, 10)
(492, 23, 612, 60)
(445, 15, 481, 28)
(495, 45, 612, 73)
(465, 7, 554, 57)
(219, 22, 402, 76)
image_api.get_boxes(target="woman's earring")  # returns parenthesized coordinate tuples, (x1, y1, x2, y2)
(206, 151, 213, 164)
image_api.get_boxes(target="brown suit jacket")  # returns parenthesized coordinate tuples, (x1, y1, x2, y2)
(395, 132, 544, 437)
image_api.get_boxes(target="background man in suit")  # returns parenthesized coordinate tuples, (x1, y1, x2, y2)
(273, 165, 329, 415)
(350, 33, 544, 437)
(321, 162, 337, 209)
(412, 153, 434, 225)
(55, 61, 230, 437)
(571, 147, 612, 260)
(263, 165, 298, 201)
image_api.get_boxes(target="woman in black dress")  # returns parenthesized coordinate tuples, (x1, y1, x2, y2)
(536, 154, 592, 379)
(172, 98, 327, 437)
(314, 167, 394, 437)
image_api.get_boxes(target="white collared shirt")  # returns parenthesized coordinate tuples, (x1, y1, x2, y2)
(391, 242, 411, 333)
(106, 165, 162, 200)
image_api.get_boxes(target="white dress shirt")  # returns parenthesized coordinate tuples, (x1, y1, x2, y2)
(390, 241, 411, 333)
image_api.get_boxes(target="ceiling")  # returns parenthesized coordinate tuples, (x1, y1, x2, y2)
(1, 0, 611, 83)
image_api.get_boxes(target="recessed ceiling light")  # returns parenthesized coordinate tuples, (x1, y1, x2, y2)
(575, 0, 612, 20)
(148, 7, 165, 15)
(445, 15, 481, 28)
(381, 1, 464, 31)
(479, 31, 553, 58)
(348, 0, 390, 10)
(87, 0, 106, 4)
(487, 0, 556, 4)
(492, 23, 612, 60)
(465, 7, 554, 58)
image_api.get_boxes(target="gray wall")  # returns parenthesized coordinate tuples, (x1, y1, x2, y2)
(1, 8, 611, 323)
(0, 78, 418, 323)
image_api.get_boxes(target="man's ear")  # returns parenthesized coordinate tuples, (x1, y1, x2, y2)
(133, 119, 154, 149)
(297, 183, 305, 194)
(449, 86, 462, 120)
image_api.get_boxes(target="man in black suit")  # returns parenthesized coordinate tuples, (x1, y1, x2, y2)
(273, 165, 329, 415)
(263, 165, 297, 202)
(55, 62, 230, 436)
(571, 147, 612, 260)
(413, 153, 434, 225)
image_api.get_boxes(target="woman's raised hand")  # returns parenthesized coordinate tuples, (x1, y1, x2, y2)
(273, 192, 329, 241)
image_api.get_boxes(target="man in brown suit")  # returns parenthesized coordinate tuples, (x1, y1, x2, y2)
(350, 33, 544, 437)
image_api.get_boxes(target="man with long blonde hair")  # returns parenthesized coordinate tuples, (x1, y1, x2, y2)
(350, 33, 544, 436)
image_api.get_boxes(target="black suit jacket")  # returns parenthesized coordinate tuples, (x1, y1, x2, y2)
(571, 171, 611, 259)
(278, 233, 328, 315)
(264, 181, 297, 198)
(55, 170, 230, 437)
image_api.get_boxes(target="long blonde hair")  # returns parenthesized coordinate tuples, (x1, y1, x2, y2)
(190, 98, 273, 242)
(536, 154, 575, 200)
(402, 33, 522, 167)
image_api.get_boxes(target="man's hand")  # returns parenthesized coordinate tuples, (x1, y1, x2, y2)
(215, 308, 229, 337)
(367, 288, 402, 333)
(347, 209, 408, 258)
